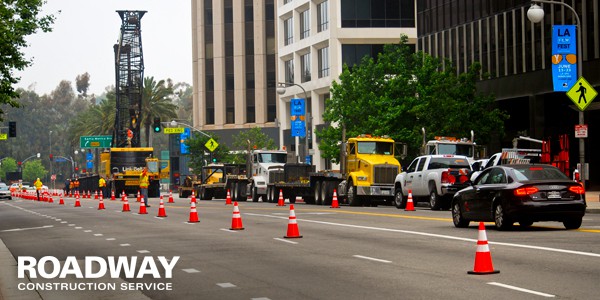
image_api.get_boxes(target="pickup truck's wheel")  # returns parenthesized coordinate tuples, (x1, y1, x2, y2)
(494, 203, 513, 230)
(314, 181, 322, 205)
(452, 201, 469, 228)
(347, 180, 361, 206)
(429, 188, 442, 210)
(394, 188, 406, 209)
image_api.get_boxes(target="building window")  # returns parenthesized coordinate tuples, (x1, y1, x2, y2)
(284, 0, 292, 4)
(301, 53, 311, 83)
(284, 17, 294, 45)
(341, 0, 415, 28)
(284, 59, 294, 83)
(318, 47, 329, 78)
(300, 10, 310, 39)
(317, 1, 329, 32)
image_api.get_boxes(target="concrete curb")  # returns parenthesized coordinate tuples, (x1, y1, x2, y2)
(0, 238, 42, 300)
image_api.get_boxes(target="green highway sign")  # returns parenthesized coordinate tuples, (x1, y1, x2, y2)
(164, 127, 185, 134)
(80, 135, 112, 148)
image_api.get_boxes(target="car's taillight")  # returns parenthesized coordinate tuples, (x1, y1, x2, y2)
(568, 185, 585, 195)
(441, 170, 456, 184)
(458, 175, 469, 184)
(514, 187, 539, 196)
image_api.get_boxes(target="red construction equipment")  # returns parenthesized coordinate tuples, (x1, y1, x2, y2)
(229, 201, 244, 230)
(225, 189, 232, 205)
(157, 196, 167, 217)
(188, 201, 199, 223)
(284, 204, 302, 238)
(468, 222, 500, 275)
(330, 189, 340, 208)
(276, 189, 285, 207)
(405, 190, 415, 211)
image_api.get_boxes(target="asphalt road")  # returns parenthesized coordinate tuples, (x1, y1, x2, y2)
(1, 195, 600, 300)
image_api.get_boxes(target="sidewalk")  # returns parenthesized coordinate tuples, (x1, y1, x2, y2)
(586, 191, 600, 214)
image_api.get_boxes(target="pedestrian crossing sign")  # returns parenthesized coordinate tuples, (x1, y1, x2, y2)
(567, 76, 597, 111)
(205, 138, 219, 152)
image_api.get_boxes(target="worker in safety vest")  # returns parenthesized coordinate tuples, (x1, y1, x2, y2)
(98, 176, 107, 198)
(139, 167, 150, 207)
(33, 178, 43, 201)
(73, 178, 80, 193)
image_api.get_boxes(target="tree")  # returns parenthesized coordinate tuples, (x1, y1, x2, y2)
(184, 133, 230, 173)
(230, 127, 276, 163)
(75, 72, 91, 100)
(22, 159, 47, 182)
(0, 158, 18, 180)
(142, 77, 178, 147)
(321, 35, 508, 163)
(0, 0, 55, 120)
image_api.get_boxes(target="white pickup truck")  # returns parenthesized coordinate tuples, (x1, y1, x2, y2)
(393, 155, 472, 210)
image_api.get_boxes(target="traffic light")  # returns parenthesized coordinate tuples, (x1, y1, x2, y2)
(8, 122, 16, 137)
(153, 117, 161, 133)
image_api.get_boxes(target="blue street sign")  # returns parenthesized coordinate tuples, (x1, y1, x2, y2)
(291, 120, 306, 137)
(86, 162, 93, 169)
(290, 98, 305, 116)
(552, 25, 577, 92)
(305, 155, 312, 165)
(180, 128, 190, 154)
(86, 153, 93, 161)
(55, 158, 67, 162)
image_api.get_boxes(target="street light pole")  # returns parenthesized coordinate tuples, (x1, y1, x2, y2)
(277, 82, 310, 164)
(528, 1, 585, 187)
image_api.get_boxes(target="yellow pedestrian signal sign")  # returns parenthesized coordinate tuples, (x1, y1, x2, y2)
(164, 127, 185, 134)
(567, 76, 597, 111)
(205, 138, 219, 152)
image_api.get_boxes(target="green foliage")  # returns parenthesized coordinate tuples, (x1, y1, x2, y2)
(185, 134, 230, 174)
(0, 0, 55, 119)
(230, 127, 276, 163)
(0, 157, 18, 180)
(22, 160, 47, 182)
(321, 35, 508, 163)
(142, 77, 178, 147)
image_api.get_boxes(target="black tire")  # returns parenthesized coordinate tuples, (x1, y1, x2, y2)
(322, 182, 332, 206)
(429, 187, 442, 210)
(314, 181, 322, 205)
(231, 182, 237, 201)
(266, 186, 273, 202)
(494, 203, 513, 230)
(452, 201, 470, 228)
(519, 220, 533, 228)
(394, 188, 406, 209)
(563, 217, 582, 230)
(252, 186, 259, 202)
(347, 180, 361, 206)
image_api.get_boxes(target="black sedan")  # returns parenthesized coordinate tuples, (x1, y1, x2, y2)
(452, 164, 586, 230)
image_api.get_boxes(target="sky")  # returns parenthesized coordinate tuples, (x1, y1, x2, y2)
(16, 0, 193, 96)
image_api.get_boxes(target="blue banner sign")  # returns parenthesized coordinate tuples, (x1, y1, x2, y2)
(552, 25, 577, 92)
(290, 98, 305, 116)
(291, 120, 306, 137)
(180, 128, 190, 154)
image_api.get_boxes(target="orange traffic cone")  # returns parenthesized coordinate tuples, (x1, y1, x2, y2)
(59, 194, 65, 205)
(74, 195, 81, 207)
(229, 201, 244, 230)
(168, 190, 174, 203)
(468, 222, 500, 275)
(111, 190, 115, 200)
(330, 189, 340, 208)
(48, 194, 54, 203)
(284, 204, 302, 238)
(190, 191, 197, 203)
(276, 189, 286, 207)
(98, 197, 105, 210)
(225, 189, 232, 205)
(138, 199, 148, 214)
(188, 201, 199, 223)
(121, 191, 125, 202)
(100, 191, 103, 200)
(122, 195, 130, 212)
(405, 189, 415, 211)
(137, 190, 141, 202)
(94, 191, 98, 200)
(157, 196, 167, 217)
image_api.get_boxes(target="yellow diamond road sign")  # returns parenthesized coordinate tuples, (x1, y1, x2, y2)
(205, 138, 219, 152)
(0, 133, 7, 140)
(567, 76, 597, 111)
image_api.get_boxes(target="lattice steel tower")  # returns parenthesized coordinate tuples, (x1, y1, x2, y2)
(113, 10, 146, 148)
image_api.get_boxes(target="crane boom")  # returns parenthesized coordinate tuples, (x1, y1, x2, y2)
(113, 10, 146, 147)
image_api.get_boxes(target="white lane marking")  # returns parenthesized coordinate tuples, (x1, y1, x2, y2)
(488, 282, 555, 298)
(68, 224, 75, 226)
(220, 228, 238, 233)
(94, 234, 103, 237)
(273, 238, 298, 245)
(120, 244, 131, 247)
(245, 213, 600, 258)
(60, 221, 67, 224)
(75, 227, 82, 229)
(83, 230, 92, 233)
(217, 283, 236, 288)
(353, 255, 392, 264)
(137, 250, 150, 254)
(251, 298, 272, 300)
(1, 225, 54, 232)
(106, 238, 116, 241)
(182, 268, 200, 273)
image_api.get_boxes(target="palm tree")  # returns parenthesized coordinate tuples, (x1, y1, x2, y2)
(68, 95, 115, 148)
(141, 77, 178, 146)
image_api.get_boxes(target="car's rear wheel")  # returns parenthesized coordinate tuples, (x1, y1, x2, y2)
(563, 217, 582, 230)
(494, 203, 513, 230)
(394, 188, 406, 209)
(452, 201, 470, 228)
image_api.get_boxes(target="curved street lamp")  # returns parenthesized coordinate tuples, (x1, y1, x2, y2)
(527, 1, 585, 187)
